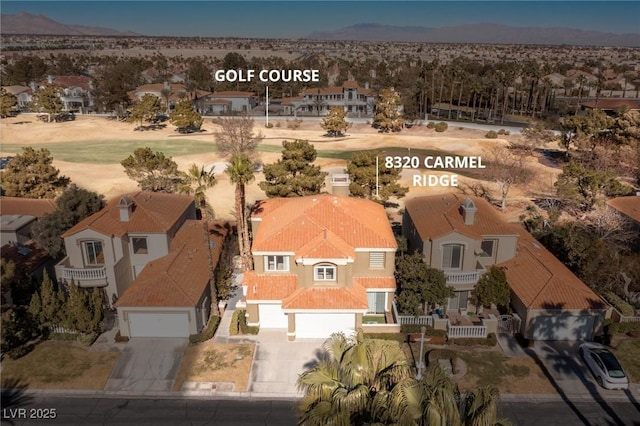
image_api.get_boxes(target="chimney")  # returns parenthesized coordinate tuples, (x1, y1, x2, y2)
(461, 197, 477, 225)
(118, 196, 134, 222)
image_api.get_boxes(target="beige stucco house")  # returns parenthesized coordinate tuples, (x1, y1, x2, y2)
(54, 192, 228, 337)
(242, 195, 397, 340)
(290, 81, 376, 116)
(403, 194, 608, 341)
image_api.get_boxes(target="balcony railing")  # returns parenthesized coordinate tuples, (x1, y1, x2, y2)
(62, 266, 107, 282)
(444, 270, 483, 284)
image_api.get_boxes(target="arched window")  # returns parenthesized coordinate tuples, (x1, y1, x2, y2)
(314, 263, 336, 281)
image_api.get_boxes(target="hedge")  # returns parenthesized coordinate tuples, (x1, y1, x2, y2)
(605, 292, 635, 316)
(450, 333, 497, 347)
(238, 310, 259, 335)
(400, 324, 447, 337)
(229, 310, 241, 336)
(189, 316, 221, 344)
(364, 333, 406, 343)
(609, 321, 640, 335)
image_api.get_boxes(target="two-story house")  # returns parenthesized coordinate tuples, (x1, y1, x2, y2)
(37, 75, 95, 112)
(404, 194, 608, 341)
(242, 195, 397, 340)
(290, 81, 376, 116)
(55, 191, 230, 338)
(197, 91, 259, 115)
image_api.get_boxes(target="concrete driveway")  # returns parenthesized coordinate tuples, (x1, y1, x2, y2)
(105, 338, 188, 392)
(249, 330, 326, 397)
(529, 341, 639, 401)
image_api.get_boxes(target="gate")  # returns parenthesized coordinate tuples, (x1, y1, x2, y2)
(498, 315, 518, 335)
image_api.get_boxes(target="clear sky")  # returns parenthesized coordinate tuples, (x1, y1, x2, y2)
(2, 1, 639, 37)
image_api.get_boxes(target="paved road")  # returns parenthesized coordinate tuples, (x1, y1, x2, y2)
(2, 395, 639, 425)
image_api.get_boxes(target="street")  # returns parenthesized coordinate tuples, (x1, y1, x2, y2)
(2, 395, 639, 425)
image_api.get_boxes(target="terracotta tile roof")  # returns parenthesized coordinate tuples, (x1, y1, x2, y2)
(251, 195, 396, 258)
(62, 192, 194, 238)
(500, 232, 607, 310)
(302, 87, 344, 96)
(404, 194, 518, 240)
(0, 197, 56, 218)
(580, 99, 640, 110)
(115, 220, 229, 307)
(342, 80, 359, 88)
(607, 196, 640, 223)
(244, 272, 298, 301)
(281, 282, 368, 310)
(353, 276, 396, 289)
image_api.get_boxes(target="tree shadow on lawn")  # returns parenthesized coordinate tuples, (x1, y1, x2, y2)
(0, 377, 33, 425)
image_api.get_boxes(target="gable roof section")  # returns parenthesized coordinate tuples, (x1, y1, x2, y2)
(404, 194, 518, 240)
(500, 232, 607, 310)
(251, 195, 396, 258)
(62, 192, 193, 238)
(606, 196, 640, 224)
(281, 283, 369, 311)
(353, 276, 397, 290)
(115, 220, 228, 307)
(0, 197, 56, 218)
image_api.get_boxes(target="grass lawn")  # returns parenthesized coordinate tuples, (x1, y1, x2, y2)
(173, 342, 255, 392)
(613, 339, 640, 383)
(363, 315, 386, 324)
(1, 341, 119, 390)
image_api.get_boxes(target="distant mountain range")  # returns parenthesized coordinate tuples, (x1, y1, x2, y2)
(0, 13, 138, 36)
(307, 23, 640, 47)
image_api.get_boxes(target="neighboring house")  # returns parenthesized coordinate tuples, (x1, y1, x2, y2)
(197, 91, 258, 115)
(129, 82, 210, 111)
(2, 85, 33, 109)
(55, 192, 197, 307)
(0, 197, 56, 246)
(607, 195, 640, 229)
(403, 194, 608, 341)
(36, 75, 94, 112)
(116, 220, 229, 338)
(580, 99, 640, 115)
(290, 81, 376, 116)
(242, 195, 397, 340)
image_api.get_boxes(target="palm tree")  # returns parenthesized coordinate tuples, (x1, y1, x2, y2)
(297, 331, 411, 426)
(179, 163, 217, 220)
(226, 154, 254, 271)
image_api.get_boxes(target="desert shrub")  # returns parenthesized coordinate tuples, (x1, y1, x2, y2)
(434, 122, 448, 132)
(286, 119, 302, 130)
(427, 121, 436, 129)
(189, 316, 220, 344)
(605, 292, 635, 316)
(485, 130, 498, 139)
(114, 330, 129, 343)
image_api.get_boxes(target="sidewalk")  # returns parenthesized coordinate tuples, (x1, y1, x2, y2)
(214, 272, 257, 344)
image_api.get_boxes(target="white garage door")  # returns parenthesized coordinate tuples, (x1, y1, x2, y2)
(259, 304, 288, 328)
(532, 315, 594, 341)
(128, 312, 190, 338)
(296, 313, 355, 339)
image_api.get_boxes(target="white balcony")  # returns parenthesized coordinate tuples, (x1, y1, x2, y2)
(61, 266, 107, 286)
(444, 270, 483, 285)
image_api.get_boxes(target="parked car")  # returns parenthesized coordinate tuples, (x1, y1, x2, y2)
(579, 342, 629, 390)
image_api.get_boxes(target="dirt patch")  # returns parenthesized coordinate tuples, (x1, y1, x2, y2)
(172, 342, 255, 392)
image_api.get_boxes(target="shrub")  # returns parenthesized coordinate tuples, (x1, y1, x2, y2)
(609, 321, 640, 335)
(497, 129, 508, 135)
(434, 122, 448, 132)
(114, 330, 129, 343)
(238, 310, 259, 335)
(229, 310, 240, 335)
(265, 122, 273, 128)
(605, 292, 635, 316)
(48, 332, 78, 341)
(485, 130, 498, 139)
(189, 316, 221, 344)
(286, 119, 302, 130)
(427, 348, 458, 367)
(426, 121, 436, 129)
(364, 333, 406, 343)
(77, 332, 98, 346)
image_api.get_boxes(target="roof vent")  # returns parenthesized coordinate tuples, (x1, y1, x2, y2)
(461, 197, 477, 225)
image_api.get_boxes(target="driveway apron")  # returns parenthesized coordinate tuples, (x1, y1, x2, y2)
(105, 338, 188, 392)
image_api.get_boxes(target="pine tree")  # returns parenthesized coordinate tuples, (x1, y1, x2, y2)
(28, 291, 43, 328)
(321, 106, 350, 137)
(259, 140, 327, 197)
(373, 88, 404, 132)
(346, 151, 408, 201)
(39, 270, 60, 327)
(0, 147, 70, 198)
(34, 85, 64, 122)
(169, 99, 203, 133)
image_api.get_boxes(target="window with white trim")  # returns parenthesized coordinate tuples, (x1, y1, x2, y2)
(83, 241, 104, 266)
(132, 237, 148, 254)
(442, 244, 463, 269)
(314, 264, 336, 281)
(369, 252, 385, 268)
(264, 255, 289, 272)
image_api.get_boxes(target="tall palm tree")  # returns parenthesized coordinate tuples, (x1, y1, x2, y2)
(226, 154, 255, 271)
(297, 331, 411, 426)
(179, 163, 217, 220)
